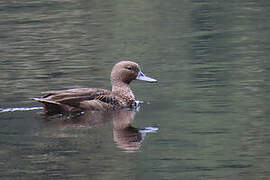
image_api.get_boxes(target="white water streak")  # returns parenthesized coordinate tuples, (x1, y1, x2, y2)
(0, 107, 43, 113)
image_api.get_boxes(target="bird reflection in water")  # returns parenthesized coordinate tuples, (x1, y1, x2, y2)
(41, 108, 158, 152)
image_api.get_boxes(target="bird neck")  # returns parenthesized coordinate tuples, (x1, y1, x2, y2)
(112, 82, 135, 99)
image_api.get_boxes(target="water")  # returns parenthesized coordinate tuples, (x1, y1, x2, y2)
(1, 0, 270, 179)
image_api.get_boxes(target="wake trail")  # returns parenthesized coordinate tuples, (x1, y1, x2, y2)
(0, 107, 43, 113)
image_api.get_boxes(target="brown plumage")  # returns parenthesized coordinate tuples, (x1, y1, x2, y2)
(33, 61, 157, 115)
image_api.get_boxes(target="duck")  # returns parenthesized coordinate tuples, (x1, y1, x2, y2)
(33, 61, 157, 115)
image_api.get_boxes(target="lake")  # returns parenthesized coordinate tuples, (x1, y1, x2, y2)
(1, 0, 270, 179)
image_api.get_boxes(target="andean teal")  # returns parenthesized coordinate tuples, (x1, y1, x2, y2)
(33, 61, 157, 115)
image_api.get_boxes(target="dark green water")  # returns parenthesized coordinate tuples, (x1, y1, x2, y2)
(1, 0, 270, 179)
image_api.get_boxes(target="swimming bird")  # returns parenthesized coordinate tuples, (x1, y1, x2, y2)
(33, 61, 157, 115)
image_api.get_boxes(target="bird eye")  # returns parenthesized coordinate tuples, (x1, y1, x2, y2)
(126, 66, 132, 70)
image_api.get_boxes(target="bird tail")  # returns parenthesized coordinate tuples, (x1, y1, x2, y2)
(32, 98, 67, 115)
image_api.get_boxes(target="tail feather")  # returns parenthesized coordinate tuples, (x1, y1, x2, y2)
(32, 98, 67, 115)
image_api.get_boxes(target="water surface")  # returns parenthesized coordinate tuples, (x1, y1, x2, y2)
(1, 0, 270, 179)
